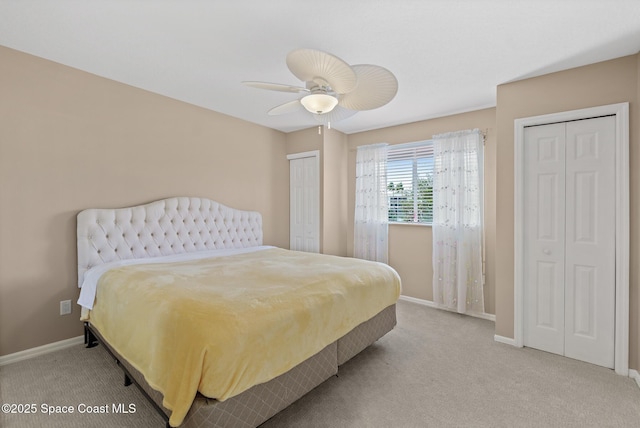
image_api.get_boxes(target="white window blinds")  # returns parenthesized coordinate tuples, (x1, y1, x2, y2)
(386, 141, 434, 224)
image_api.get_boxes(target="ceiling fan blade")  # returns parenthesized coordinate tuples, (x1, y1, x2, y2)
(267, 99, 303, 116)
(286, 49, 357, 94)
(338, 64, 398, 111)
(243, 81, 308, 93)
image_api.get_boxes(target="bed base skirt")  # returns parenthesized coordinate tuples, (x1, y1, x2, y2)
(85, 304, 397, 428)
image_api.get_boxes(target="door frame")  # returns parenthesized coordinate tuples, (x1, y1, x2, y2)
(287, 150, 320, 252)
(514, 102, 629, 375)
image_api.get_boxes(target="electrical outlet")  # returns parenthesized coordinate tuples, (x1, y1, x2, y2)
(60, 300, 72, 315)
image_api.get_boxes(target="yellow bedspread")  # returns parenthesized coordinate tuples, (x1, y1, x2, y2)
(87, 248, 401, 427)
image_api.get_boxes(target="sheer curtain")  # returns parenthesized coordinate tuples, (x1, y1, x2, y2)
(432, 129, 484, 315)
(354, 143, 389, 263)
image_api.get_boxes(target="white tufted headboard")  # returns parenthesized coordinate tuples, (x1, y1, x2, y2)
(77, 197, 263, 287)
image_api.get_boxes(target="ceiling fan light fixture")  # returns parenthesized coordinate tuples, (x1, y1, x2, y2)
(300, 93, 338, 114)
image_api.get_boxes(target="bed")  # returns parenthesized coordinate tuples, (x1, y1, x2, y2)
(76, 197, 400, 427)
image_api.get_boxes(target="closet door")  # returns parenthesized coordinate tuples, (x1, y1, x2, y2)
(564, 116, 615, 368)
(523, 123, 566, 356)
(289, 155, 319, 253)
(523, 117, 616, 369)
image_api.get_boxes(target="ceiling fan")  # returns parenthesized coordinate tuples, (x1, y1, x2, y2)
(243, 48, 398, 125)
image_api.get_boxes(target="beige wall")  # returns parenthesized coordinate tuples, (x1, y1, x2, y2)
(495, 54, 639, 370)
(285, 127, 323, 155)
(347, 109, 497, 312)
(285, 127, 349, 256)
(0, 46, 290, 356)
(322, 129, 348, 256)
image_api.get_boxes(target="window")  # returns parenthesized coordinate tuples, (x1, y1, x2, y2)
(386, 141, 434, 224)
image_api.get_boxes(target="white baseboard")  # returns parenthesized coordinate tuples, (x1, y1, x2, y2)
(494, 334, 518, 347)
(0, 335, 84, 366)
(630, 369, 640, 389)
(399, 295, 496, 322)
(399, 295, 437, 308)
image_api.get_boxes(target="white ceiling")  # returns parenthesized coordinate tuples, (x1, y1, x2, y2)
(1, 1, 640, 134)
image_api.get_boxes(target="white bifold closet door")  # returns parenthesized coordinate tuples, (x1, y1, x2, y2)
(289, 155, 320, 253)
(523, 116, 616, 368)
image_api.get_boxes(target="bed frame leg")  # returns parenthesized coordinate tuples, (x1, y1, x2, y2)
(114, 359, 133, 387)
(84, 322, 98, 348)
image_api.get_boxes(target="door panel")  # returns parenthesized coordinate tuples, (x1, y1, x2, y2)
(290, 158, 305, 250)
(290, 156, 319, 253)
(572, 264, 596, 337)
(523, 123, 566, 356)
(303, 157, 319, 252)
(564, 116, 615, 368)
(535, 261, 558, 329)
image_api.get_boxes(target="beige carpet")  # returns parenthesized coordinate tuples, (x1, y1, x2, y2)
(1, 300, 639, 427)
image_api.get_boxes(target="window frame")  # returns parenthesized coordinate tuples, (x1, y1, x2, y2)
(386, 139, 434, 226)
